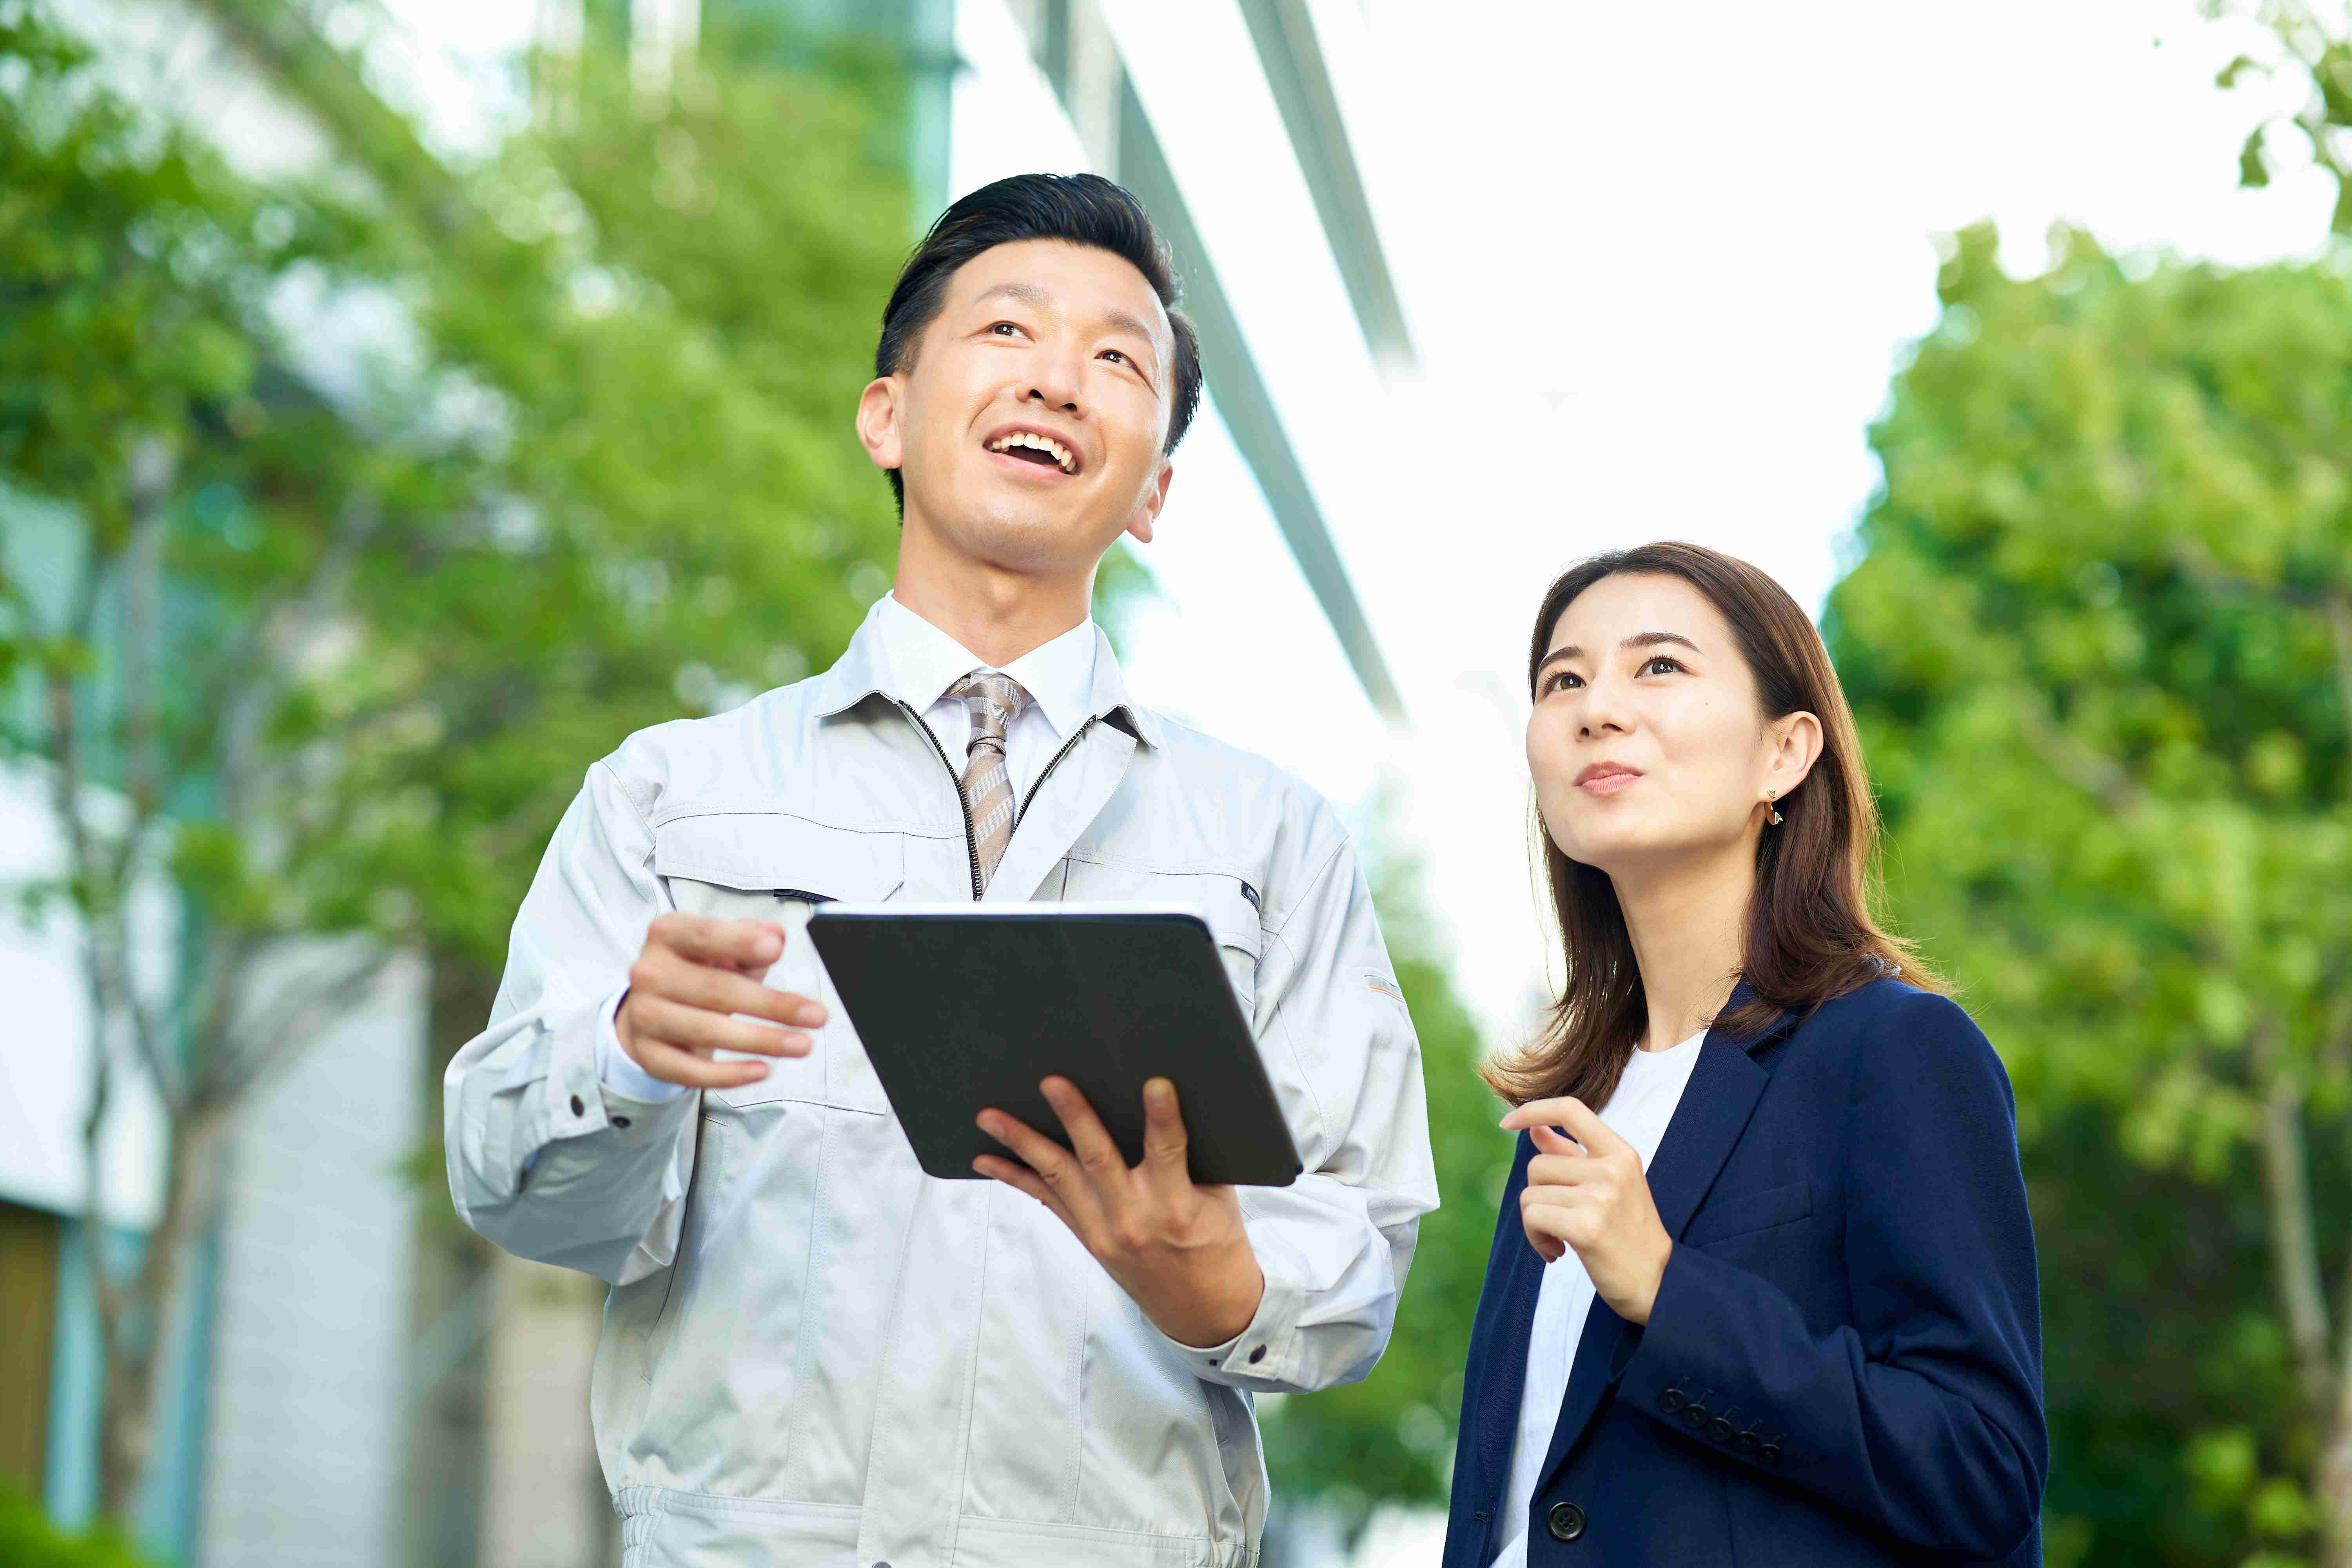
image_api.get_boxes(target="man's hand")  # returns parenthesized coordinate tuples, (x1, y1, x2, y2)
(975, 1076, 1265, 1351)
(1499, 1096, 1673, 1325)
(613, 913, 828, 1090)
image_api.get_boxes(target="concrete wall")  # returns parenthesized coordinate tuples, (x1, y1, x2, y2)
(198, 946, 427, 1568)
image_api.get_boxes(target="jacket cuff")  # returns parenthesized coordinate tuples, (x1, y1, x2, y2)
(1617, 1244, 1797, 1472)
(1159, 1242, 1306, 1388)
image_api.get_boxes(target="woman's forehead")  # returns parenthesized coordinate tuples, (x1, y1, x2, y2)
(1550, 572, 1728, 650)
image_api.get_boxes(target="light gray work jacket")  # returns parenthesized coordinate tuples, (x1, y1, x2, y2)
(444, 613, 1438, 1568)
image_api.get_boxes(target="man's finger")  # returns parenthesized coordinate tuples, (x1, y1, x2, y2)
(650, 911, 786, 971)
(1039, 1077, 1126, 1176)
(974, 1154, 1080, 1232)
(630, 995, 813, 1059)
(658, 963, 826, 1030)
(628, 1036, 771, 1090)
(1139, 1078, 1191, 1183)
(978, 1110, 1112, 1244)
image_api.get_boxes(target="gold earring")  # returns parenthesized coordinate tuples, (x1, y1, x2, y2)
(1766, 790, 1783, 826)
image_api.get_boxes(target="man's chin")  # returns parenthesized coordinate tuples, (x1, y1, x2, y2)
(914, 493, 1124, 574)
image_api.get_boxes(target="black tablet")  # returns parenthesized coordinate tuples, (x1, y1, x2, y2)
(804, 904, 1304, 1188)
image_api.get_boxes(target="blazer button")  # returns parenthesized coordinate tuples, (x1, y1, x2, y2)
(1546, 1501, 1587, 1543)
(1681, 1401, 1710, 1430)
(1658, 1387, 1686, 1414)
(1760, 1439, 1784, 1466)
(1706, 1416, 1735, 1443)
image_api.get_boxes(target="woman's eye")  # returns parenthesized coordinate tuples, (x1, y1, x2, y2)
(1641, 656, 1684, 676)
(1546, 671, 1582, 692)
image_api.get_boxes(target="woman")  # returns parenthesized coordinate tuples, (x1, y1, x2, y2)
(1442, 544, 2045, 1567)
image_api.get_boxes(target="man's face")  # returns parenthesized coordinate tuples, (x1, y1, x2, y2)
(858, 238, 1178, 575)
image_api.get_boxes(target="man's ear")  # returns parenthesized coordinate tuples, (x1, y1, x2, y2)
(856, 377, 904, 472)
(1124, 458, 1175, 546)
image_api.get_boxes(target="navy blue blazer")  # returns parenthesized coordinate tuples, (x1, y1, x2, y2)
(1442, 978, 2045, 1567)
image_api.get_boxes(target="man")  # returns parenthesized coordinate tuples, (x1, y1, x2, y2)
(445, 172, 1437, 1568)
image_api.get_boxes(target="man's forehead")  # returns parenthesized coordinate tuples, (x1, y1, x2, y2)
(950, 241, 1171, 344)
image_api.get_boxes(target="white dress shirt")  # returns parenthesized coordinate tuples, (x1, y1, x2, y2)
(1490, 1029, 1707, 1568)
(594, 593, 1100, 1100)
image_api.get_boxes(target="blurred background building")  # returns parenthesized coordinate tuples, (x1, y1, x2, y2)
(2, 0, 1436, 1563)
(11, 0, 2352, 1564)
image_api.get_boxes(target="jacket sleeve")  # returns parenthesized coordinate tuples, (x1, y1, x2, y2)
(1160, 830, 1439, 1395)
(442, 757, 701, 1286)
(1613, 992, 2047, 1559)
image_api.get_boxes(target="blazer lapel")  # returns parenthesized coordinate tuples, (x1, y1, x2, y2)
(1532, 996, 1782, 1487)
(1459, 1134, 1545, 1565)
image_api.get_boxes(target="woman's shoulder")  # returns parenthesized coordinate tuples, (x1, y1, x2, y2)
(1787, 976, 2009, 1094)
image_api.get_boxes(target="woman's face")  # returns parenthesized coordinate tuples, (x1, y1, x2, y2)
(1526, 572, 1817, 876)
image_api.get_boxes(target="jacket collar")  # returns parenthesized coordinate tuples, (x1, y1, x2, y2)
(811, 600, 1164, 750)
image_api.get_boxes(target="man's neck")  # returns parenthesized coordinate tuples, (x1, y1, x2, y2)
(891, 521, 1096, 670)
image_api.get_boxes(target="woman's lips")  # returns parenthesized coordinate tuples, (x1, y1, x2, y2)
(1577, 770, 1642, 797)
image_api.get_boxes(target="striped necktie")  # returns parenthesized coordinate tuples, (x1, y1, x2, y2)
(947, 670, 1031, 892)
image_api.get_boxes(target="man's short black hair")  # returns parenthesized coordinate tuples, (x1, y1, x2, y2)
(873, 172, 1205, 513)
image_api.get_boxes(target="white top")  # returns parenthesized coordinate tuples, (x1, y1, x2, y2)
(593, 593, 1100, 1100)
(1489, 1029, 1707, 1568)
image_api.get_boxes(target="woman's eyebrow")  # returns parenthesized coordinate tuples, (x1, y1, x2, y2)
(1537, 630, 1701, 676)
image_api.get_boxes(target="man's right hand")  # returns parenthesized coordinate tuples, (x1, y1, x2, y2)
(613, 913, 828, 1089)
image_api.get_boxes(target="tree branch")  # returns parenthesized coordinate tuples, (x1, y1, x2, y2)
(2250, 1018, 2334, 1416)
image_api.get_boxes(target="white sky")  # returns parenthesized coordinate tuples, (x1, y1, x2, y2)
(361, 0, 2336, 1047)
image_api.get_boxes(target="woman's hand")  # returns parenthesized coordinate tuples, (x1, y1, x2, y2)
(1499, 1097, 1673, 1325)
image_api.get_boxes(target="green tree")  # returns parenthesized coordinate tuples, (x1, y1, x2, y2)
(1826, 222, 2352, 1565)
(1, 0, 908, 1530)
(1258, 841, 1512, 1546)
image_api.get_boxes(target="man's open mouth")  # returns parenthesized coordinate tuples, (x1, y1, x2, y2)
(985, 429, 1080, 475)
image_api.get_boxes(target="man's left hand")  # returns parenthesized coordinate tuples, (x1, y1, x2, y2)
(976, 1076, 1265, 1351)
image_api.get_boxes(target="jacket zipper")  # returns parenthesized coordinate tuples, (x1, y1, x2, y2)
(1016, 715, 1096, 829)
(895, 698, 983, 901)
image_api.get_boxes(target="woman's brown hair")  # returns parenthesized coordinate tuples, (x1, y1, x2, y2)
(1482, 541, 1942, 1109)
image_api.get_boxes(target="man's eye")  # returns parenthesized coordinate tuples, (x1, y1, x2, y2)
(1100, 349, 1128, 365)
(989, 322, 1022, 337)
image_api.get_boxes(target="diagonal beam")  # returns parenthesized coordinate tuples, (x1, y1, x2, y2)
(1233, 0, 1416, 374)
(1113, 74, 1404, 722)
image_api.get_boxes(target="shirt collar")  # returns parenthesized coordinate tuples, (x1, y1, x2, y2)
(813, 594, 1161, 749)
(876, 594, 1097, 744)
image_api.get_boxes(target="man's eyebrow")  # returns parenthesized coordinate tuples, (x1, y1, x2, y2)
(1535, 630, 1702, 675)
(972, 282, 1159, 352)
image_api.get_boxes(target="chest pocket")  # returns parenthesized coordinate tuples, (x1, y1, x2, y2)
(1062, 858, 1265, 1028)
(654, 813, 905, 1112)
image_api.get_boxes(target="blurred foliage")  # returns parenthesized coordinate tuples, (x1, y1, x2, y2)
(0, 0, 915, 1523)
(0, 1491, 152, 1567)
(1826, 221, 2352, 1564)
(1259, 842, 1512, 1541)
(2210, 0, 2352, 232)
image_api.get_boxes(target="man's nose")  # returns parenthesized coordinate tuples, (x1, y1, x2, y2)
(1021, 345, 1085, 415)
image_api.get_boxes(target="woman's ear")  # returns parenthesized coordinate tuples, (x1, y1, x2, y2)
(856, 377, 903, 472)
(1768, 710, 1824, 802)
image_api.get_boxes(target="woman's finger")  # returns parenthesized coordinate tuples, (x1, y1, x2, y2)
(1499, 1095, 1588, 1134)
(1530, 1123, 1583, 1157)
